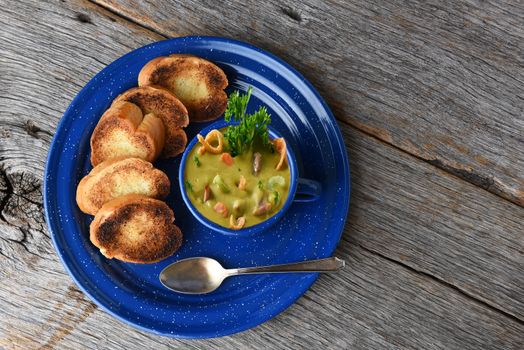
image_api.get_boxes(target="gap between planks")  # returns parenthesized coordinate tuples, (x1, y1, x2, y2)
(358, 244, 524, 325)
(75, 0, 524, 324)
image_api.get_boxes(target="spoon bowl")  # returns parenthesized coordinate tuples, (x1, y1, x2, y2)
(160, 256, 345, 294)
(160, 257, 229, 294)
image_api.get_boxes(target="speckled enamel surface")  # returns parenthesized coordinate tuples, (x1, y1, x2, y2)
(44, 36, 350, 339)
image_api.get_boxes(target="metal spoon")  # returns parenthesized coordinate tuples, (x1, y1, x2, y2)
(160, 256, 345, 294)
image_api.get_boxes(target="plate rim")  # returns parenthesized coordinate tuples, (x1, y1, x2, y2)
(43, 35, 351, 338)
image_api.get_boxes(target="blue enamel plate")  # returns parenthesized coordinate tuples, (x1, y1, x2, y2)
(44, 36, 350, 338)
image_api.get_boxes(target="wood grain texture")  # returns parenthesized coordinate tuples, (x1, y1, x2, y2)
(0, 0, 523, 348)
(92, 0, 524, 207)
(344, 125, 524, 320)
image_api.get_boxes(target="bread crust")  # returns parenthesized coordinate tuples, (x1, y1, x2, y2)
(138, 54, 228, 122)
(76, 157, 170, 215)
(90, 195, 183, 263)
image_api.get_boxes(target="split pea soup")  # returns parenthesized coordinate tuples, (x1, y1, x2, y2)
(184, 129, 290, 230)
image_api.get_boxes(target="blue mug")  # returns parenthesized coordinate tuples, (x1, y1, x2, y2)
(179, 120, 321, 235)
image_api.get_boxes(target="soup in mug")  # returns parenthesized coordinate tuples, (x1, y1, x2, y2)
(184, 128, 290, 230)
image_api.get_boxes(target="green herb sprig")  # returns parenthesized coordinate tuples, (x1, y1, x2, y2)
(224, 87, 273, 157)
(193, 155, 201, 167)
(185, 180, 194, 193)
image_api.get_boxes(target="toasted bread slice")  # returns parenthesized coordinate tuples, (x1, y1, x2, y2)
(138, 54, 228, 122)
(113, 86, 189, 158)
(90, 101, 165, 166)
(76, 157, 170, 215)
(90, 194, 183, 263)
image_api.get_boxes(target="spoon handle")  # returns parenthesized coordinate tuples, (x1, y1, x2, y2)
(228, 257, 345, 276)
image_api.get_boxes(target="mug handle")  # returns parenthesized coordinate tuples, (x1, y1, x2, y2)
(294, 178, 322, 203)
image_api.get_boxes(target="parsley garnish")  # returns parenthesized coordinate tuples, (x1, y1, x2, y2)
(193, 155, 201, 167)
(185, 180, 194, 193)
(257, 180, 264, 190)
(273, 191, 280, 205)
(224, 87, 273, 156)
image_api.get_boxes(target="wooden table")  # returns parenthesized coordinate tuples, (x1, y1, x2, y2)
(1, 0, 522, 348)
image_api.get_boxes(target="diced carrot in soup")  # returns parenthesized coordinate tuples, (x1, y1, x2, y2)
(220, 152, 234, 166)
(214, 202, 228, 217)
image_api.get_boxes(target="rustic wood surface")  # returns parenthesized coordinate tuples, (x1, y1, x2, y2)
(0, 0, 522, 349)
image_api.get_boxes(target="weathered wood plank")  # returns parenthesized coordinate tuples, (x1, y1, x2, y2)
(0, 0, 523, 348)
(92, 0, 524, 207)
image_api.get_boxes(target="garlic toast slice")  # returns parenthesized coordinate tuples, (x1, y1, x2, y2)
(76, 157, 170, 215)
(113, 86, 188, 158)
(90, 194, 183, 264)
(90, 101, 165, 165)
(138, 54, 228, 122)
